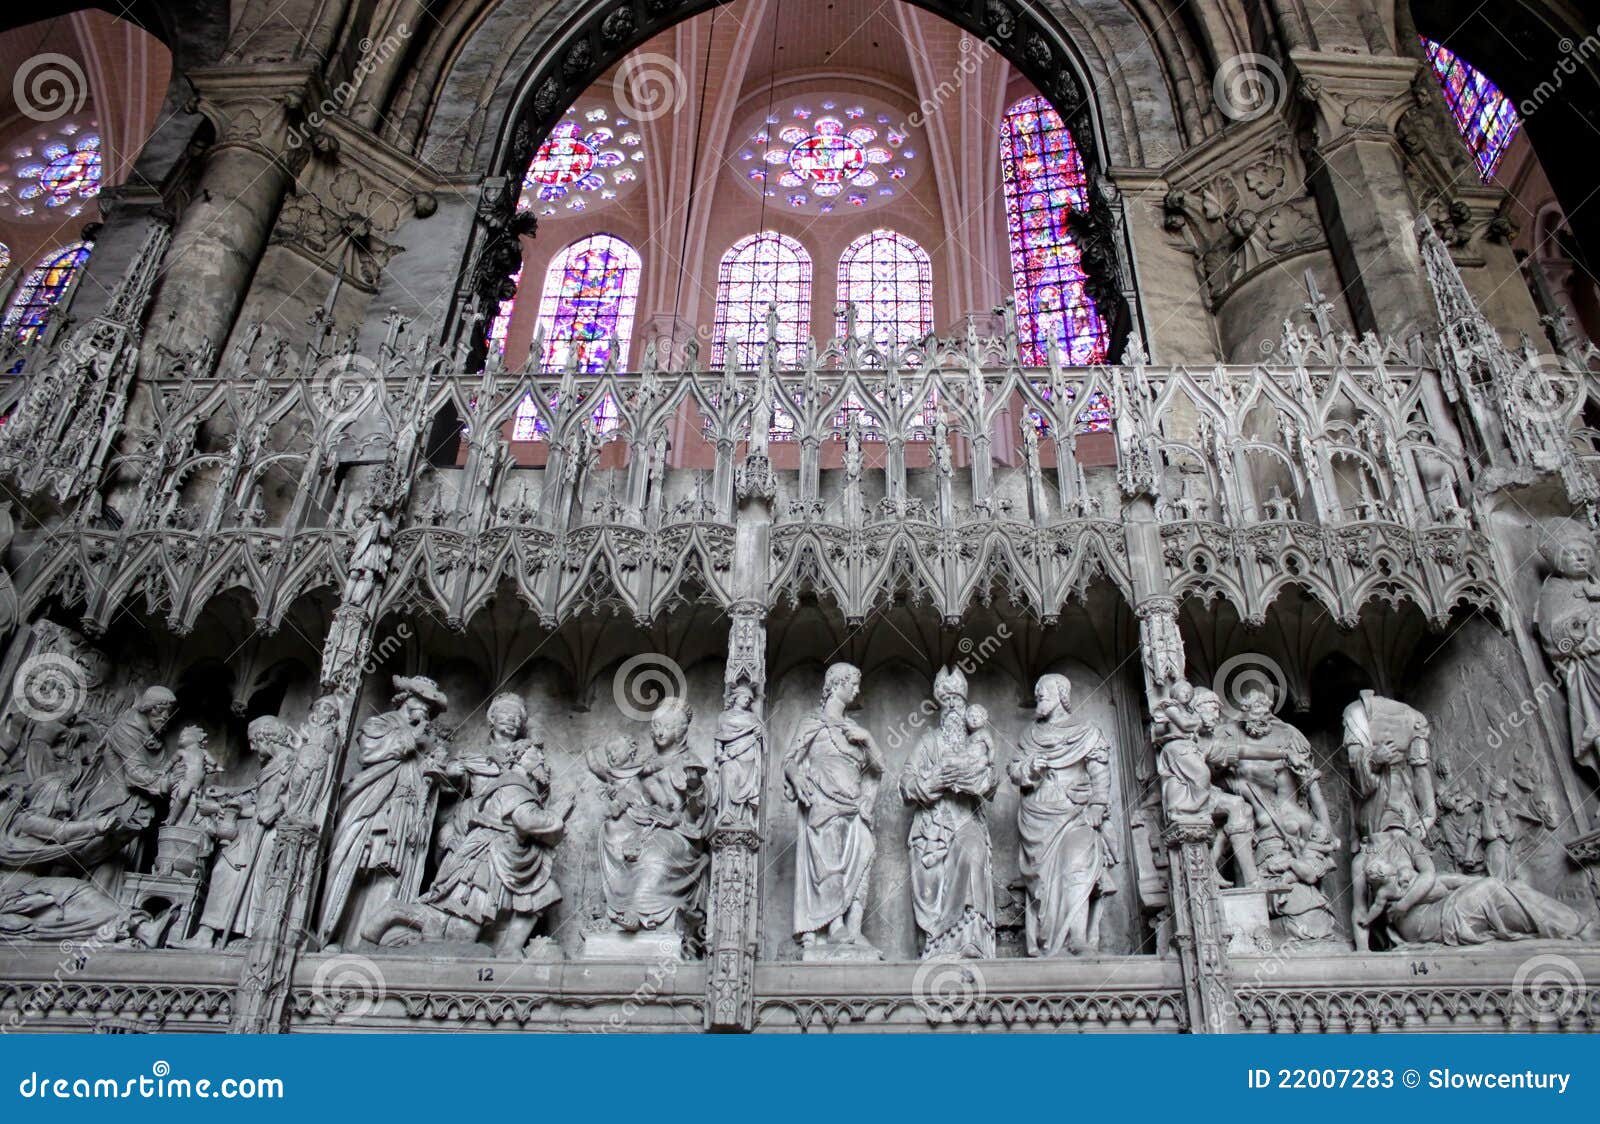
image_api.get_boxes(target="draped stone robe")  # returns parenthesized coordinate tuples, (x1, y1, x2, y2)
(1010, 717, 1114, 957)
(901, 718, 997, 957)
(787, 715, 878, 936)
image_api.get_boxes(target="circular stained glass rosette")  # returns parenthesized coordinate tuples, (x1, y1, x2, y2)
(13, 133, 102, 214)
(737, 99, 919, 215)
(519, 109, 642, 214)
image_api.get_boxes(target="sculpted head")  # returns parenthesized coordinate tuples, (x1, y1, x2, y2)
(932, 665, 968, 710)
(309, 695, 341, 727)
(726, 683, 755, 711)
(137, 686, 178, 731)
(1191, 687, 1224, 730)
(246, 716, 292, 759)
(487, 693, 528, 738)
(651, 696, 693, 750)
(822, 662, 862, 707)
(1543, 527, 1597, 579)
(1238, 686, 1275, 722)
(964, 703, 988, 733)
(1034, 674, 1072, 718)
(391, 675, 448, 726)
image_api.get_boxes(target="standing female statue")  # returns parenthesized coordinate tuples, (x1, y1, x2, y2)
(784, 661, 884, 959)
(1009, 673, 1117, 956)
(900, 666, 998, 959)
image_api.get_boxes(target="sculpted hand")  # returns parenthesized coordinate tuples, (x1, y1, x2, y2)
(1086, 803, 1107, 828)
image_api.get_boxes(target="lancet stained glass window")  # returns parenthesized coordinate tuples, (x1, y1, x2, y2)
(2, 241, 92, 344)
(836, 230, 932, 356)
(1000, 95, 1107, 366)
(534, 234, 641, 374)
(487, 266, 522, 357)
(1421, 38, 1521, 181)
(712, 232, 811, 367)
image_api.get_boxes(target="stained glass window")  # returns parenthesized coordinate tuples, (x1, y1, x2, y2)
(487, 266, 522, 357)
(712, 232, 811, 367)
(739, 98, 917, 217)
(2, 241, 92, 344)
(14, 134, 101, 214)
(0, 243, 10, 283)
(519, 105, 642, 217)
(534, 234, 641, 374)
(1421, 38, 1521, 180)
(1000, 95, 1108, 366)
(836, 230, 932, 356)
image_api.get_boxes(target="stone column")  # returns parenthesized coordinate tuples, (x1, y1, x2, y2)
(1291, 52, 1438, 341)
(142, 69, 313, 366)
(705, 377, 778, 1032)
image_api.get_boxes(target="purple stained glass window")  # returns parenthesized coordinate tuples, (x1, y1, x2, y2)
(534, 234, 641, 374)
(836, 229, 932, 355)
(487, 265, 522, 357)
(1421, 38, 1521, 180)
(712, 231, 811, 367)
(1000, 95, 1108, 367)
(2, 241, 92, 344)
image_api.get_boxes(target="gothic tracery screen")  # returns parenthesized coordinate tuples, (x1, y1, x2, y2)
(534, 234, 641, 375)
(836, 229, 933, 356)
(2, 240, 92, 344)
(1421, 38, 1520, 181)
(712, 231, 812, 367)
(1000, 95, 1107, 366)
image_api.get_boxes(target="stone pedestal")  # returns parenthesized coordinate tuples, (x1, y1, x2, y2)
(581, 930, 686, 961)
(1215, 887, 1273, 955)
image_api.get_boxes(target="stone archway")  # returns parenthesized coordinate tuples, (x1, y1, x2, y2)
(479, 0, 1135, 355)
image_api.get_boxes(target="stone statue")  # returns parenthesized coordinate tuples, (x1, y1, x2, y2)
(185, 716, 298, 948)
(1151, 681, 1259, 886)
(1353, 829, 1593, 949)
(1213, 686, 1338, 942)
(1009, 673, 1117, 956)
(900, 666, 998, 959)
(784, 661, 884, 959)
(1430, 756, 1482, 871)
(343, 502, 395, 609)
(713, 683, 763, 828)
(366, 693, 573, 957)
(284, 695, 341, 824)
(0, 736, 154, 944)
(1343, 690, 1435, 846)
(72, 685, 178, 874)
(589, 697, 710, 941)
(1535, 527, 1600, 778)
(1478, 773, 1518, 882)
(317, 675, 451, 947)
